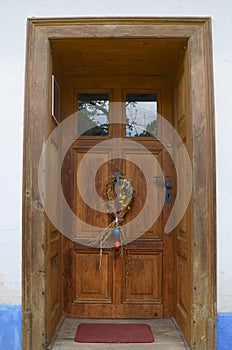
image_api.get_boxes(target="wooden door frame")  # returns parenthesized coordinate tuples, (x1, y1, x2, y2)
(22, 17, 216, 350)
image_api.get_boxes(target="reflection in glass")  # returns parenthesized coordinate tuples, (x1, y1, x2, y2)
(78, 93, 109, 136)
(126, 93, 158, 137)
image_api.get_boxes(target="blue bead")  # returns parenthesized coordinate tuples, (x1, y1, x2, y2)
(113, 227, 121, 237)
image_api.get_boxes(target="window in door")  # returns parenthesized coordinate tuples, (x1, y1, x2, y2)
(77, 90, 158, 138)
(125, 93, 158, 137)
(77, 92, 110, 136)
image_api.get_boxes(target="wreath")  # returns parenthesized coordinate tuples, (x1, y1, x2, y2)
(91, 172, 134, 250)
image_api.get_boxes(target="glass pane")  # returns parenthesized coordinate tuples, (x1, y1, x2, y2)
(126, 93, 158, 137)
(78, 93, 109, 136)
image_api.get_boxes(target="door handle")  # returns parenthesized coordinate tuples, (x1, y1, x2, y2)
(154, 176, 172, 203)
(165, 178, 172, 203)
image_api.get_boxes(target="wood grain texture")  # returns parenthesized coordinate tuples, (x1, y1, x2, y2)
(45, 52, 63, 343)
(73, 250, 113, 302)
(23, 22, 50, 350)
(62, 138, 170, 319)
(23, 17, 216, 350)
(173, 44, 192, 343)
(51, 38, 187, 77)
(189, 22, 216, 350)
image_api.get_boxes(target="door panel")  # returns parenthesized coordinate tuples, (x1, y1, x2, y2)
(123, 251, 162, 303)
(73, 147, 110, 240)
(73, 250, 113, 303)
(123, 146, 163, 241)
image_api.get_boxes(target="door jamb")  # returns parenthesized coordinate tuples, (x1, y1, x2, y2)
(22, 17, 216, 350)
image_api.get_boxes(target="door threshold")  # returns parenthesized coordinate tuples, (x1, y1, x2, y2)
(48, 318, 189, 349)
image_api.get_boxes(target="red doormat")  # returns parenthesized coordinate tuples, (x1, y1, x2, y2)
(74, 323, 154, 343)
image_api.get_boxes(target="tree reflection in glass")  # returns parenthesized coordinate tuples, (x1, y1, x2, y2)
(77, 92, 157, 137)
(126, 93, 158, 137)
(78, 93, 109, 136)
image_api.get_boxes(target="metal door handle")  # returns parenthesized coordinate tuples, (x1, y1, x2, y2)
(165, 178, 172, 203)
(154, 176, 172, 203)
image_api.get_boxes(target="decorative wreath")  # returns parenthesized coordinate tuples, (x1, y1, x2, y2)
(105, 173, 134, 218)
(91, 173, 134, 250)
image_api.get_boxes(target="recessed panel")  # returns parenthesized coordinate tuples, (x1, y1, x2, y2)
(73, 250, 112, 303)
(123, 150, 163, 240)
(73, 149, 109, 239)
(123, 251, 162, 303)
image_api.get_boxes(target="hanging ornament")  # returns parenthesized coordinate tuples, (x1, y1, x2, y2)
(114, 240, 121, 250)
(91, 172, 134, 249)
(113, 227, 121, 238)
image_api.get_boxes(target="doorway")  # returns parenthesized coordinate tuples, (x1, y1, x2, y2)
(23, 18, 216, 350)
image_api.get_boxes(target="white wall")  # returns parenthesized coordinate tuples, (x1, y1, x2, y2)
(0, 0, 232, 311)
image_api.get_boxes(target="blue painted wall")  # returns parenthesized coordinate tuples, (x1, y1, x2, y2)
(0, 305, 22, 350)
(217, 313, 232, 350)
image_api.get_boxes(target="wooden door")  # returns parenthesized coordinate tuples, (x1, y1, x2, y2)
(62, 88, 175, 318)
